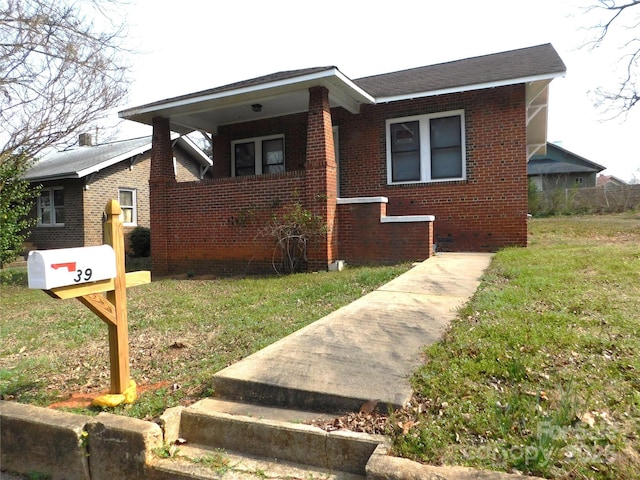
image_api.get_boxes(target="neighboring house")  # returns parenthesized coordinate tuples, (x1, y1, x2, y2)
(24, 133, 212, 252)
(118, 43, 566, 276)
(596, 174, 629, 190)
(528, 142, 605, 190)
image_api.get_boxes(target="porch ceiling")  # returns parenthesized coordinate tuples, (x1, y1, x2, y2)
(119, 67, 375, 135)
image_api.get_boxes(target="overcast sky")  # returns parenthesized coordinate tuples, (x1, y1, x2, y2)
(115, 0, 639, 181)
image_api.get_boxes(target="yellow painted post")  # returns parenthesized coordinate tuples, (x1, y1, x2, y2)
(103, 200, 130, 394)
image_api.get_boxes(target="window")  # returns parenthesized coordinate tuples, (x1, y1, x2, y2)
(119, 189, 137, 225)
(37, 188, 64, 226)
(386, 110, 465, 184)
(575, 177, 583, 185)
(232, 135, 284, 177)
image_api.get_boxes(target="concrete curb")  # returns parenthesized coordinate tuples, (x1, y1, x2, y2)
(0, 401, 91, 480)
(1, 401, 544, 480)
(366, 444, 544, 480)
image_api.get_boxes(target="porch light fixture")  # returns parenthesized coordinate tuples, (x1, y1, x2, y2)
(251, 103, 262, 112)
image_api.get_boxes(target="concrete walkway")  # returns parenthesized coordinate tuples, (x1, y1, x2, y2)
(213, 252, 494, 413)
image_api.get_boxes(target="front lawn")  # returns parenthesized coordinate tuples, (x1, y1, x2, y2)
(2, 213, 638, 479)
(392, 213, 640, 479)
(0, 263, 409, 419)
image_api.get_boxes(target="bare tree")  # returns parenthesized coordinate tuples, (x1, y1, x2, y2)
(585, 0, 640, 114)
(0, 0, 131, 165)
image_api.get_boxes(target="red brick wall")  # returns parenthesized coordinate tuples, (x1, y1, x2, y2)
(159, 173, 306, 275)
(332, 84, 528, 251)
(149, 84, 527, 275)
(337, 200, 433, 265)
(213, 114, 307, 178)
(304, 87, 338, 270)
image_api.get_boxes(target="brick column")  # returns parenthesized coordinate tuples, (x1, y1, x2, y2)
(305, 86, 337, 271)
(149, 116, 175, 276)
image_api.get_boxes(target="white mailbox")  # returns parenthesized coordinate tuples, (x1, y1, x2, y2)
(28, 245, 117, 290)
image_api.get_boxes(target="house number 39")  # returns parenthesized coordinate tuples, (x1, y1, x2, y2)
(74, 268, 93, 283)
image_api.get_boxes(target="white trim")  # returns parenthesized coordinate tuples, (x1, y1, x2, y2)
(75, 132, 181, 178)
(333, 126, 340, 197)
(177, 135, 213, 167)
(231, 134, 285, 177)
(119, 68, 375, 120)
(118, 188, 137, 226)
(381, 215, 435, 223)
(386, 110, 466, 185)
(337, 197, 389, 204)
(37, 187, 64, 227)
(375, 72, 565, 104)
(74, 141, 154, 178)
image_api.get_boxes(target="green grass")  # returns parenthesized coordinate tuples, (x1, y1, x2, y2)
(2, 213, 639, 479)
(0, 263, 410, 418)
(391, 213, 640, 479)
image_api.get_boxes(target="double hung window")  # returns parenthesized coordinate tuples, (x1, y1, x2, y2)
(387, 110, 465, 184)
(37, 188, 64, 226)
(232, 135, 284, 177)
(118, 188, 137, 225)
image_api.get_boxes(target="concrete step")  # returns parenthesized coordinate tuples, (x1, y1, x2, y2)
(150, 443, 365, 479)
(211, 372, 372, 413)
(157, 398, 385, 478)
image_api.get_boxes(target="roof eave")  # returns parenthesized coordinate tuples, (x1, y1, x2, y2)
(74, 141, 154, 178)
(24, 172, 83, 182)
(119, 68, 376, 128)
(373, 71, 565, 103)
(176, 136, 213, 167)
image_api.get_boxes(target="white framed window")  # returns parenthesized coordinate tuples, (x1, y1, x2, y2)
(118, 188, 137, 225)
(37, 187, 64, 226)
(232, 134, 285, 177)
(386, 110, 465, 184)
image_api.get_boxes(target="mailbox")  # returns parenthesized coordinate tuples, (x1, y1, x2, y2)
(28, 245, 117, 290)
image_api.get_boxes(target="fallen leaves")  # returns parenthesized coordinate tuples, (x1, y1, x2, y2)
(311, 410, 388, 435)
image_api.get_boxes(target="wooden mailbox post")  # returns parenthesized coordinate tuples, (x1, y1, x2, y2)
(27, 200, 150, 396)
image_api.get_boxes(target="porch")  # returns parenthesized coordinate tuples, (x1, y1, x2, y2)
(121, 69, 435, 276)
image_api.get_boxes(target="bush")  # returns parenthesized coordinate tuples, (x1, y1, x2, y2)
(259, 203, 327, 274)
(129, 226, 150, 257)
(0, 267, 28, 286)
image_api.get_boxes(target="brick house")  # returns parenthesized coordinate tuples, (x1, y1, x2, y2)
(24, 134, 212, 252)
(119, 44, 566, 276)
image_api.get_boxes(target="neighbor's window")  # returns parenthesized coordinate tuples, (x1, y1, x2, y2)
(575, 177, 583, 185)
(37, 188, 64, 226)
(232, 135, 284, 177)
(386, 110, 465, 184)
(118, 188, 137, 225)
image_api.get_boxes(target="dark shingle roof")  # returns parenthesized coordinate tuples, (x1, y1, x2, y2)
(354, 44, 566, 98)
(131, 66, 337, 111)
(527, 159, 602, 175)
(528, 142, 606, 176)
(24, 136, 153, 181)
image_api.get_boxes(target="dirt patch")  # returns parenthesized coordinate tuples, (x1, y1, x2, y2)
(47, 381, 171, 409)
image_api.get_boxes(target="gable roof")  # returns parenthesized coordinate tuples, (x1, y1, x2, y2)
(355, 43, 566, 101)
(528, 142, 606, 176)
(120, 44, 565, 130)
(24, 135, 212, 182)
(597, 174, 628, 187)
(119, 44, 565, 159)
